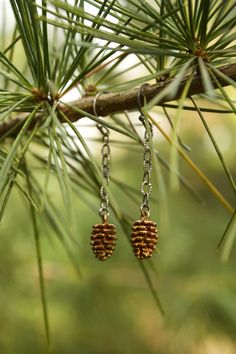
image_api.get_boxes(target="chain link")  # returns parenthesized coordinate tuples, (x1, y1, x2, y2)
(139, 114, 153, 218)
(97, 123, 110, 221)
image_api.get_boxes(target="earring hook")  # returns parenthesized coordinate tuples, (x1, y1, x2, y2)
(93, 92, 102, 117)
(137, 83, 149, 116)
(137, 84, 153, 138)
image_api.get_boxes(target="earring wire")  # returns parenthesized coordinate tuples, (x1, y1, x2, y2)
(93, 92, 102, 117)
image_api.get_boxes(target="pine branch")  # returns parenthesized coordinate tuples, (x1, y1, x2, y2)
(1, 62, 236, 138)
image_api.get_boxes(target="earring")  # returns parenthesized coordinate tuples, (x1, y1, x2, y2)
(90, 93, 117, 261)
(131, 86, 158, 260)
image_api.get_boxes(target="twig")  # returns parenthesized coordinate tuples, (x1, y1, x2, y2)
(1, 62, 236, 138)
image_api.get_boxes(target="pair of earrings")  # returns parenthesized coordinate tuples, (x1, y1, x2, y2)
(91, 89, 158, 261)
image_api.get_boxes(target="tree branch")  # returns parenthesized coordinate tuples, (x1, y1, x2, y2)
(1, 62, 236, 138)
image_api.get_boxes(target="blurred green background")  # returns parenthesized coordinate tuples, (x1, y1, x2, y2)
(0, 102, 235, 354)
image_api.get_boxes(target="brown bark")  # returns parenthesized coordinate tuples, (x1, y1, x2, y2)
(1, 62, 236, 138)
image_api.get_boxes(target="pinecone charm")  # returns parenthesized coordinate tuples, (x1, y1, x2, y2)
(131, 218, 158, 259)
(91, 223, 117, 261)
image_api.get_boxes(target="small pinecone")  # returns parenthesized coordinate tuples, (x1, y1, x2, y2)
(131, 219, 158, 259)
(91, 223, 117, 261)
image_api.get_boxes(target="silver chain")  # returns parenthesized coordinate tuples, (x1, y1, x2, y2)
(139, 114, 153, 218)
(93, 92, 111, 222)
(97, 123, 110, 221)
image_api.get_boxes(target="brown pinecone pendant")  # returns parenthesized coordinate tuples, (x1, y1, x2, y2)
(131, 218, 158, 259)
(91, 223, 117, 261)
